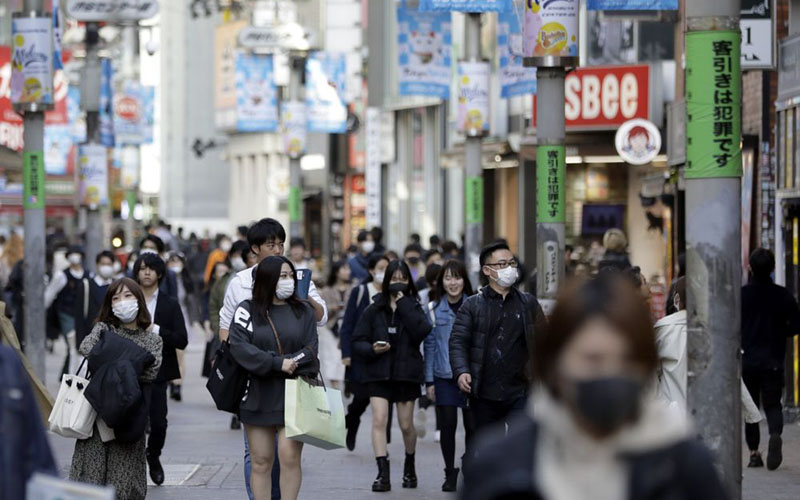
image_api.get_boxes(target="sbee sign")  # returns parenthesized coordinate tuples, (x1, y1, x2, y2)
(533, 64, 652, 131)
(66, 0, 159, 22)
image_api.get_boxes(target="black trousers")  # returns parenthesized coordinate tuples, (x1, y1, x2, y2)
(438, 405, 475, 470)
(470, 396, 526, 433)
(743, 367, 784, 451)
(147, 380, 169, 458)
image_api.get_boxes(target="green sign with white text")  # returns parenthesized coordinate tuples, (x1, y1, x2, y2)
(289, 186, 302, 222)
(23, 151, 45, 209)
(465, 176, 484, 224)
(536, 145, 565, 223)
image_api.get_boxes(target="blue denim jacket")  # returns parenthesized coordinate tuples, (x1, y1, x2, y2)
(423, 299, 457, 384)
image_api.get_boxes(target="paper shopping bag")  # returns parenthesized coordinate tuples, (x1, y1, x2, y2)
(48, 373, 96, 439)
(284, 377, 346, 450)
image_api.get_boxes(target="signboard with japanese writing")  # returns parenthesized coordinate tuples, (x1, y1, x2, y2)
(65, 0, 159, 22)
(587, 0, 677, 9)
(11, 17, 53, 106)
(235, 53, 278, 132)
(79, 144, 109, 208)
(498, 5, 537, 98)
(457, 62, 490, 136)
(465, 176, 484, 224)
(685, 31, 742, 179)
(523, 0, 579, 63)
(537, 145, 565, 223)
(741, 0, 774, 69)
(305, 52, 348, 133)
(397, 4, 452, 99)
(23, 151, 45, 209)
(418, 0, 510, 11)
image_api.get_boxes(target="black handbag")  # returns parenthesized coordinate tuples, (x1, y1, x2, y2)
(206, 339, 248, 413)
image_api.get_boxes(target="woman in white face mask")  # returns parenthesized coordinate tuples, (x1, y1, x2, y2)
(70, 277, 163, 499)
(228, 256, 319, 500)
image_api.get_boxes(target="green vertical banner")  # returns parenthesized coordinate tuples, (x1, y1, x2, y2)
(465, 176, 484, 224)
(536, 145, 566, 223)
(23, 151, 45, 209)
(289, 186, 302, 223)
(685, 30, 742, 178)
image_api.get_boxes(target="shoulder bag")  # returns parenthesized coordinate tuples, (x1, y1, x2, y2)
(205, 302, 253, 413)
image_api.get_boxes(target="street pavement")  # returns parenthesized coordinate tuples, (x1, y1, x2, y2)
(44, 338, 800, 499)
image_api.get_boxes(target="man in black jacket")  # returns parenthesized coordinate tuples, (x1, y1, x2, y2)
(449, 241, 546, 433)
(134, 253, 188, 485)
(742, 248, 800, 470)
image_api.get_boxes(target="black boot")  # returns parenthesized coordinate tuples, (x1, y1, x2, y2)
(767, 435, 783, 470)
(402, 453, 417, 489)
(147, 453, 164, 486)
(230, 415, 241, 430)
(372, 456, 391, 492)
(169, 383, 182, 402)
(442, 468, 459, 492)
(345, 415, 359, 451)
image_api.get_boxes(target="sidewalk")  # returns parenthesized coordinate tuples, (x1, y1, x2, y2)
(45, 340, 800, 499)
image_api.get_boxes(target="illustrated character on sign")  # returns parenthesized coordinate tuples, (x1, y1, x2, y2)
(409, 23, 444, 66)
(623, 126, 656, 162)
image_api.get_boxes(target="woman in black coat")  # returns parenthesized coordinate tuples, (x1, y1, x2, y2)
(352, 259, 432, 492)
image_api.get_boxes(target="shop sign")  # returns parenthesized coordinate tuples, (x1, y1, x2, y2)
(741, 0, 774, 69)
(238, 24, 315, 51)
(281, 101, 306, 159)
(365, 107, 382, 228)
(536, 145, 565, 223)
(523, 0, 579, 63)
(11, 17, 53, 106)
(498, 5, 537, 98)
(66, 0, 159, 22)
(79, 144, 109, 209)
(457, 62, 490, 137)
(778, 35, 800, 102)
(305, 52, 347, 133)
(587, 0, 677, 9)
(418, 0, 511, 11)
(235, 53, 278, 132)
(532, 64, 651, 130)
(615, 118, 661, 165)
(397, 4, 452, 99)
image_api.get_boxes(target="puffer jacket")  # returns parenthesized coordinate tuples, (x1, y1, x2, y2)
(449, 286, 546, 398)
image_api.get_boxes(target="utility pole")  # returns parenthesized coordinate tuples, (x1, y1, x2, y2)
(120, 23, 139, 251)
(684, 0, 742, 497)
(463, 12, 483, 287)
(14, 0, 52, 380)
(288, 55, 304, 240)
(82, 22, 103, 272)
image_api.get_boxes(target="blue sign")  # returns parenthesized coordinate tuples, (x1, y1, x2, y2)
(587, 0, 677, 10)
(397, 5, 452, 99)
(99, 58, 115, 147)
(235, 53, 279, 132)
(44, 125, 71, 175)
(53, 3, 63, 71)
(67, 86, 86, 142)
(498, 7, 536, 98)
(419, 0, 511, 11)
(141, 86, 154, 144)
(305, 52, 348, 133)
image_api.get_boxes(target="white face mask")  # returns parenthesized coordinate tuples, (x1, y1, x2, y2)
(98, 265, 114, 279)
(493, 266, 519, 288)
(220, 240, 232, 252)
(112, 299, 139, 324)
(170, 265, 184, 274)
(68, 253, 82, 266)
(276, 278, 295, 300)
(361, 241, 375, 254)
(373, 272, 385, 285)
(231, 256, 247, 271)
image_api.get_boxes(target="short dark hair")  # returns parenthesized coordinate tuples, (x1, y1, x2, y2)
(404, 243, 423, 256)
(96, 250, 116, 264)
(327, 259, 349, 287)
(357, 230, 370, 243)
(429, 234, 441, 247)
(230, 240, 249, 257)
(423, 249, 442, 264)
(434, 259, 474, 306)
(365, 254, 390, 283)
(237, 225, 249, 237)
(370, 226, 384, 243)
(289, 237, 306, 250)
(379, 260, 419, 307)
(750, 248, 775, 278)
(95, 278, 152, 330)
(410, 233, 421, 244)
(134, 252, 166, 284)
(479, 241, 511, 267)
(140, 234, 165, 254)
(67, 245, 85, 257)
(252, 256, 305, 317)
(424, 263, 442, 302)
(442, 240, 459, 255)
(247, 218, 286, 250)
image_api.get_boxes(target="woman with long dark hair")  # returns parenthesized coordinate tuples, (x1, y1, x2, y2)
(423, 259, 476, 491)
(228, 256, 319, 500)
(352, 259, 432, 492)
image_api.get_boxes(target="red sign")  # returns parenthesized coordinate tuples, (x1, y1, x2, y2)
(533, 64, 651, 131)
(115, 95, 140, 121)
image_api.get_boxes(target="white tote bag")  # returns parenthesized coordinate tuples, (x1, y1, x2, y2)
(48, 359, 97, 439)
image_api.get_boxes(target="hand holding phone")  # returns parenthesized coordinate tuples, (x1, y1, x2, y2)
(373, 341, 391, 354)
(296, 269, 312, 299)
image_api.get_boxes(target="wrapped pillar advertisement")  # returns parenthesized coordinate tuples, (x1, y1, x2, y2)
(99, 59, 115, 147)
(10, 17, 54, 106)
(396, 5, 452, 99)
(523, 0, 579, 62)
(685, 31, 742, 178)
(457, 62, 491, 136)
(282, 100, 307, 159)
(498, 5, 537, 98)
(305, 52, 348, 133)
(235, 53, 279, 132)
(79, 144, 109, 209)
(536, 145, 566, 223)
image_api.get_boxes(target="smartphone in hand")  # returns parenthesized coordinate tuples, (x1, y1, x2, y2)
(296, 269, 312, 299)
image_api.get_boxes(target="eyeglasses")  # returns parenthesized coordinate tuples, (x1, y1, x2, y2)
(484, 260, 518, 269)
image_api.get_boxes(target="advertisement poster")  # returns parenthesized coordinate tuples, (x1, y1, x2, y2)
(281, 100, 307, 159)
(523, 0, 579, 61)
(66, 86, 87, 142)
(214, 20, 247, 130)
(457, 62, 490, 136)
(235, 53, 279, 132)
(119, 146, 139, 190)
(365, 107, 382, 228)
(305, 51, 347, 133)
(79, 144, 109, 208)
(114, 81, 155, 144)
(397, 5, 452, 99)
(587, 0, 677, 9)
(498, 5, 537, 98)
(99, 58, 114, 147)
(537, 145, 566, 223)
(44, 125, 71, 175)
(419, 0, 510, 11)
(11, 17, 53, 105)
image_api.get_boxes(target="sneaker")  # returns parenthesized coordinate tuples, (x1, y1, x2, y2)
(747, 452, 764, 468)
(414, 409, 427, 439)
(434, 430, 441, 443)
(767, 435, 783, 470)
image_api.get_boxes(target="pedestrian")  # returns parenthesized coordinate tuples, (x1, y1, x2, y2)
(139, 235, 179, 300)
(70, 278, 163, 500)
(133, 253, 188, 485)
(45, 244, 88, 375)
(229, 256, 319, 500)
(415, 249, 444, 292)
(287, 237, 318, 274)
(742, 248, 800, 470)
(166, 251, 203, 402)
(441, 240, 460, 262)
(598, 228, 632, 271)
(417, 263, 442, 306)
(449, 241, 547, 433)
(339, 253, 391, 452)
(371, 227, 386, 256)
(423, 259, 476, 492)
(74, 251, 117, 349)
(654, 277, 687, 412)
(463, 274, 728, 500)
(348, 230, 375, 282)
(352, 259, 432, 492)
(0, 231, 23, 291)
(317, 259, 353, 389)
(403, 244, 424, 282)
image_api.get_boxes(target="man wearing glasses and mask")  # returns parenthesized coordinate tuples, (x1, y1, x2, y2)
(449, 241, 547, 433)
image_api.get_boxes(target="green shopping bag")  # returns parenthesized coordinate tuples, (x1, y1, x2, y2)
(284, 376, 346, 450)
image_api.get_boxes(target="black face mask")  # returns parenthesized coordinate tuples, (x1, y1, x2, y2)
(388, 283, 408, 295)
(571, 377, 643, 436)
(407, 257, 420, 265)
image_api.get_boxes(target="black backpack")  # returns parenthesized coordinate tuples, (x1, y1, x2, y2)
(206, 339, 248, 413)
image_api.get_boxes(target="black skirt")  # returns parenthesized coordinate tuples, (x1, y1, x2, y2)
(367, 381, 421, 403)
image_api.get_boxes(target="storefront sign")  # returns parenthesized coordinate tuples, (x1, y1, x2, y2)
(282, 100, 306, 159)
(685, 31, 742, 178)
(498, 6, 537, 98)
(79, 144, 109, 208)
(615, 118, 661, 165)
(523, 0, 578, 63)
(741, 0, 774, 69)
(215, 21, 247, 130)
(418, 0, 510, 11)
(66, 0, 159, 22)
(397, 5, 452, 99)
(365, 107, 382, 228)
(587, 0, 677, 9)
(235, 53, 278, 132)
(23, 151, 45, 209)
(11, 17, 53, 106)
(305, 52, 348, 133)
(532, 64, 651, 130)
(288, 186, 302, 223)
(465, 176, 483, 224)
(778, 35, 800, 103)
(536, 145, 565, 223)
(238, 23, 315, 51)
(457, 62, 490, 137)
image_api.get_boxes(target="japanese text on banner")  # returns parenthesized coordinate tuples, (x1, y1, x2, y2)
(537, 145, 565, 223)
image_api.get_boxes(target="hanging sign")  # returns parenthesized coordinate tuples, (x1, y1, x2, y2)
(23, 151, 45, 209)
(418, 0, 511, 11)
(536, 145, 565, 223)
(523, 0, 579, 65)
(305, 52, 348, 133)
(741, 0, 775, 69)
(397, 5, 452, 99)
(282, 100, 307, 159)
(99, 58, 114, 147)
(238, 23, 315, 51)
(498, 5, 537, 98)
(114, 81, 154, 144)
(79, 144, 109, 208)
(615, 118, 661, 165)
(66, 0, 159, 22)
(119, 146, 139, 189)
(66, 86, 87, 142)
(44, 125, 71, 175)
(11, 17, 54, 106)
(587, 0, 677, 9)
(235, 53, 279, 132)
(365, 107, 382, 228)
(457, 62, 491, 136)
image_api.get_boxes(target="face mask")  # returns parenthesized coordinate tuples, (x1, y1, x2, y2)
(220, 240, 232, 252)
(361, 241, 375, 254)
(113, 261, 122, 274)
(373, 272, 385, 285)
(276, 278, 295, 300)
(68, 254, 82, 265)
(388, 282, 408, 295)
(170, 265, 184, 274)
(231, 256, 247, 271)
(407, 256, 420, 266)
(493, 266, 518, 288)
(571, 377, 643, 436)
(112, 300, 139, 324)
(98, 265, 114, 279)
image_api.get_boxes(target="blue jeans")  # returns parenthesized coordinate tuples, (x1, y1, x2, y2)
(243, 428, 281, 500)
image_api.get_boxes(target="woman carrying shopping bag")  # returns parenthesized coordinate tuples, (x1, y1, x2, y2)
(352, 260, 432, 492)
(228, 256, 319, 500)
(70, 278, 162, 500)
